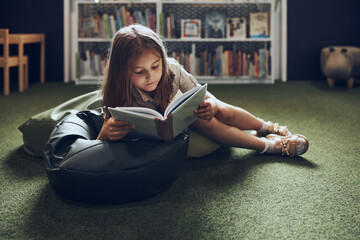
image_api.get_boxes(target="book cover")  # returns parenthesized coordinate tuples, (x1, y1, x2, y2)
(215, 46, 221, 76)
(223, 50, 228, 76)
(226, 17, 246, 39)
(205, 10, 226, 38)
(100, 15, 105, 38)
(95, 12, 103, 38)
(149, 9, 156, 32)
(76, 52, 81, 78)
(242, 52, 248, 76)
(133, 11, 139, 24)
(120, 6, 128, 26)
(181, 19, 201, 39)
(91, 15, 99, 38)
(102, 13, 111, 39)
(159, 12, 165, 37)
(236, 50, 242, 76)
(78, 17, 85, 38)
(253, 50, 259, 77)
(108, 84, 207, 141)
(109, 15, 116, 37)
(228, 50, 234, 76)
(166, 10, 175, 38)
(190, 43, 196, 75)
(266, 48, 270, 76)
(114, 7, 122, 30)
(249, 12, 269, 38)
(232, 44, 237, 76)
(259, 48, 267, 78)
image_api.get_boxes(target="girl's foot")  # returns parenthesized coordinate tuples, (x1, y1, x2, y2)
(262, 134, 309, 157)
(252, 121, 291, 137)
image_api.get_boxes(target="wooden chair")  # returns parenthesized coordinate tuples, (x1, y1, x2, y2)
(0, 28, 29, 96)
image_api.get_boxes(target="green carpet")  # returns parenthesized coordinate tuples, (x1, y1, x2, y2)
(0, 81, 359, 240)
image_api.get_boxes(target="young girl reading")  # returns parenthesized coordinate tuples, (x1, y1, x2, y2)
(97, 24, 309, 157)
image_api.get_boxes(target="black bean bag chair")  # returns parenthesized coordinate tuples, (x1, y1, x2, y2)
(44, 109, 189, 204)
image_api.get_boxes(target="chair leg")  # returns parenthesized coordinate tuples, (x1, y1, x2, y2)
(4, 66, 10, 96)
(18, 64, 24, 92)
(18, 38, 24, 92)
(24, 62, 29, 89)
(347, 77, 355, 88)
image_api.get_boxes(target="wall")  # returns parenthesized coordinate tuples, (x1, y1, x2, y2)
(287, 0, 360, 80)
(0, 0, 63, 83)
(1, 0, 359, 83)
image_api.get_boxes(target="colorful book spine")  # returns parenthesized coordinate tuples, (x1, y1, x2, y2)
(259, 48, 266, 78)
(102, 13, 111, 39)
(168, 44, 270, 79)
(78, 50, 107, 77)
(79, 6, 157, 39)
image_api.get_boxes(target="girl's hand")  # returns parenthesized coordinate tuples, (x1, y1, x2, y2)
(195, 101, 215, 121)
(97, 117, 135, 141)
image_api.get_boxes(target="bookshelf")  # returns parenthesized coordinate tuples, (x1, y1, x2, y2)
(65, 0, 283, 85)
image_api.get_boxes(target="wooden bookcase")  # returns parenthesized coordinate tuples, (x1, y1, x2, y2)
(64, 0, 285, 85)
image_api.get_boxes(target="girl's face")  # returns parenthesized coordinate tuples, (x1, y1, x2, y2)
(131, 50, 163, 93)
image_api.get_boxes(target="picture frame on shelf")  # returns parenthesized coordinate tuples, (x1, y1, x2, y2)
(249, 12, 269, 38)
(226, 17, 247, 39)
(181, 19, 201, 39)
(205, 10, 226, 38)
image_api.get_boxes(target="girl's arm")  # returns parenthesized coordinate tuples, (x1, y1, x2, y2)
(194, 92, 218, 121)
(97, 117, 135, 141)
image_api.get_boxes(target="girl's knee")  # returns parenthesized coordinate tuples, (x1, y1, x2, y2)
(191, 118, 218, 132)
(215, 102, 236, 123)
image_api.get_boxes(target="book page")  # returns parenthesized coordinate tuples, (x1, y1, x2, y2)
(108, 107, 160, 138)
(164, 85, 202, 117)
(111, 107, 164, 119)
(170, 84, 207, 137)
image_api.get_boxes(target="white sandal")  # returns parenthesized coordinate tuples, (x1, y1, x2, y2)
(266, 134, 309, 157)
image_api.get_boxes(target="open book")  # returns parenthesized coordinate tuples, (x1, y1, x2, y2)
(108, 84, 207, 141)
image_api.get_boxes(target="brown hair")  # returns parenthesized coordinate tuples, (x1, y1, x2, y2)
(101, 24, 174, 119)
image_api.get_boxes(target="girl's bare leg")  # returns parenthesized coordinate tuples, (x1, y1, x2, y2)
(190, 117, 265, 151)
(214, 99, 263, 131)
(191, 97, 309, 157)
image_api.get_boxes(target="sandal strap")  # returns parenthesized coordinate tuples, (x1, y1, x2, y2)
(281, 135, 299, 157)
(269, 134, 298, 157)
(280, 139, 290, 156)
(272, 123, 289, 136)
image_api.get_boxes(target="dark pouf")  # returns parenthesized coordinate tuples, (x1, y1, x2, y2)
(44, 110, 189, 204)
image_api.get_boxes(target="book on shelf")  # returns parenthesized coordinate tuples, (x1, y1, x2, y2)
(249, 12, 269, 38)
(78, 6, 156, 39)
(181, 19, 201, 39)
(146, 8, 157, 32)
(159, 12, 165, 37)
(77, 50, 106, 77)
(236, 50, 242, 76)
(226, 17, 247, 39)
(253, 51, 260, 77)
(76, 52, 81, 79)
(114, 7, 122, 31)
(205, 10, 226, 38)
(168, 44, 270, 79)
(163, 10, 175, 38)
(259, 48, 267, 78)
(102, 13, 111, 39)
(108, 84, 207, 141)
(190, 44, 196, 75)
(242, 52, 248, 76)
